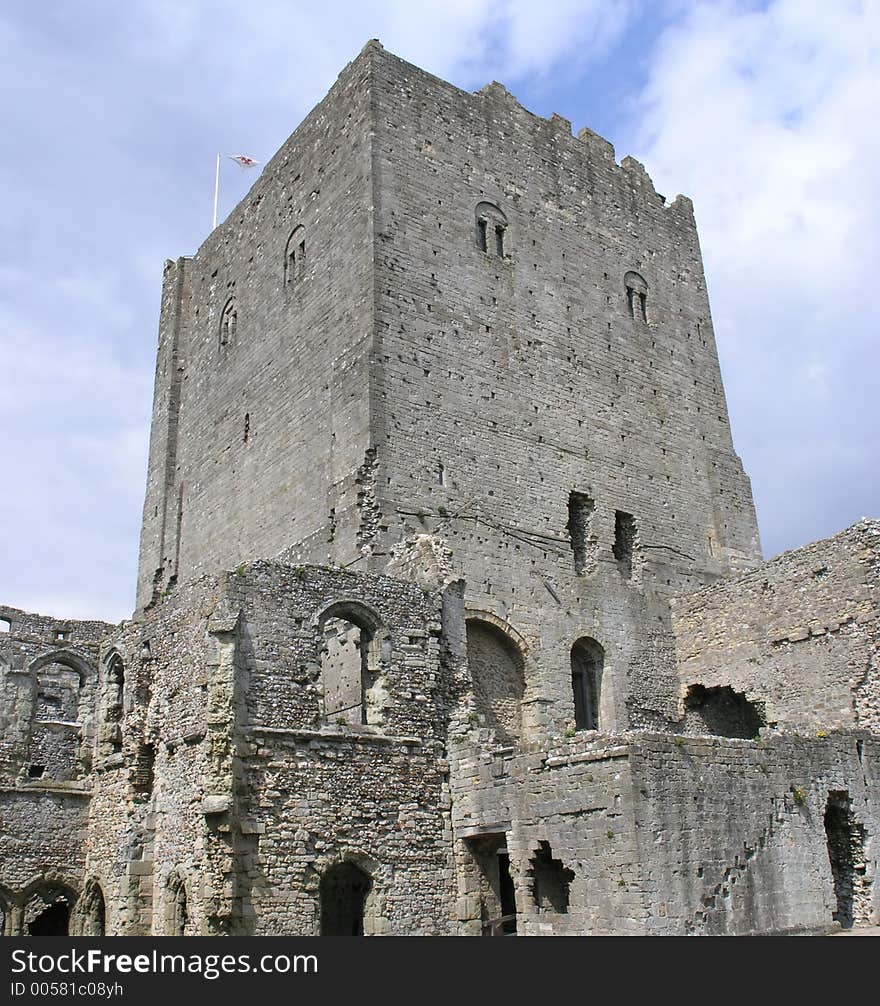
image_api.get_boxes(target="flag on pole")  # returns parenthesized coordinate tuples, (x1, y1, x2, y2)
(213, 153, 261, 228)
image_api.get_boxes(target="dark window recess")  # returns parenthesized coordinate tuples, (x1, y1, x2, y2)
(567, 492, 596, 576)
(477, 218, 488, 253)
(571, 638, 603, 731)
(530, 842, 575, 914)
(613, 510, 637, 579)
(28, 764, 45, 778)
(495, 225, 505, 257)
(285, 227, 306, 286)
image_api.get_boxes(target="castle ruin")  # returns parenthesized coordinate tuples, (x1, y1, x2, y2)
(1, 42, 877, 936)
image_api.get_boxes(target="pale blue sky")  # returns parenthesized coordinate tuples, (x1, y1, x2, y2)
(2, 0, 878, 621)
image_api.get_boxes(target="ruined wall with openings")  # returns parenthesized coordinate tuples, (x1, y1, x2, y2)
(448, 730, 878, 935)
(672, 519, 880, 734)
(0, 605, 113, 935)
(227, 560, 457, 934)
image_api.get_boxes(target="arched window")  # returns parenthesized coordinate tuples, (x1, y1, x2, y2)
(27, 652, 91, 782)
(475, 202, 508, 258)
(219, 297, 237, 350)
(466, 618, 525, 745)
(318, 603, 387, 727)
(624, 271, 648, 322)
(102, 653, 124, 756)
(80, 880, 106, 936)
(320, 862, 372, 936)
(571, 637, 603, 731)
(284, 226, 306, 287)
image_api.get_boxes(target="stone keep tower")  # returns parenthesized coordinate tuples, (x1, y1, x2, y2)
(138, 41, 761, 736)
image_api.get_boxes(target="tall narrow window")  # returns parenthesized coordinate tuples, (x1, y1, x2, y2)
(285, 226, 305, 287)
(319, 604, 386, 727)
(567, 492, 596, 576)
(624, 271, 648, 322)
(495, 224, 505, 257)
(477, 218, 488, 253)
(219, 298, 237, 350)
(475, 202, 508, 258)
(613, 510, 637, 580)
(103, 654, 125, 756)
(571, 637, 603, 731)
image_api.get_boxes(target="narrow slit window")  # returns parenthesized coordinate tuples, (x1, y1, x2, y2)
(477, 218, 488, 253)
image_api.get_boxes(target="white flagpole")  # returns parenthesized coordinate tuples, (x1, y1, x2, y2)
(212, 153, 221, 229)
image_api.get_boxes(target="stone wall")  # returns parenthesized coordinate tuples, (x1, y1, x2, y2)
(672, 519, 880, 733)
(0, 605, 113, 935)
(449, 730, 879, 935)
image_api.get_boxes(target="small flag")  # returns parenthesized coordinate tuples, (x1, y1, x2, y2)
(228, 154, 259, 168)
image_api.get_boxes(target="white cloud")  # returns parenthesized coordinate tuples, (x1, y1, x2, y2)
(633, 0, 880, 556)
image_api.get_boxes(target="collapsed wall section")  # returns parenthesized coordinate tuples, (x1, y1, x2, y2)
(672, 519, 880, 733)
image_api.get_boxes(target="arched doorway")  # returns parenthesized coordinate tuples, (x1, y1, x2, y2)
(320, 862, 372, 936)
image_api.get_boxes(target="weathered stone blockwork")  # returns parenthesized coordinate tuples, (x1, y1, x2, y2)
(1, 43, 877, 937)
(672, 519, 880, 733)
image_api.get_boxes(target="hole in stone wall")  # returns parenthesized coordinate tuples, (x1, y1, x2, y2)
(466, 619, 525, 746)
(0, 617, 9, 633)
(28, 764, 45, 778)
(682, 684, 764, 739)
(320, 862, 371, 936)
(466, 835, 517, 935)
(567, 492, 596, 576)
(243, 413, 250, 444)
(529, 841, 574, 914)
(26, 889, 72, 936)
(571, 637, 603, 731)
(824, 790, 871, 929)
(613, 510, 637, 580)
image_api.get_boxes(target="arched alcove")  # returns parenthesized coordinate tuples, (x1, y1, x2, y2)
(570, 637, 604, 731)
(466, 618, 525, 745)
